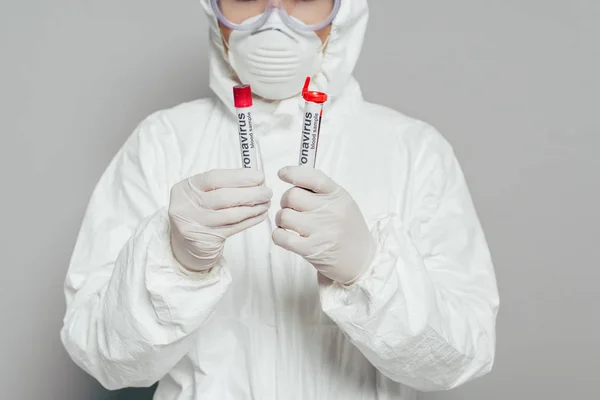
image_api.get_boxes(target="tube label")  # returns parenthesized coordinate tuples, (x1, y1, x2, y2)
(236, 108, 258, 169)
(298, 101, 323, 167)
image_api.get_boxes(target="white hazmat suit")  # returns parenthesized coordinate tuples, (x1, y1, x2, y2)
(61, 0, 499, 399)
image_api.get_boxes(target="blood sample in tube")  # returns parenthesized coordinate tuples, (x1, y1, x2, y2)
(233, 85, 258, 169)
(298, 77, 328, 168)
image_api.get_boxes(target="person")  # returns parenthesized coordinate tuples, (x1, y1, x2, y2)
(61, 1, 499, 399)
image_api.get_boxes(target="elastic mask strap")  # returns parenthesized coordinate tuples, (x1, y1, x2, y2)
(217, 29, 237, 78)
(320, 33, 331, 52)
(220, 30, 230, 52)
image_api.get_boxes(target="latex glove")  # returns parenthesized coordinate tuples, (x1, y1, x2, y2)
(272, 166, 376, 285)
(169, 169, 272, 272)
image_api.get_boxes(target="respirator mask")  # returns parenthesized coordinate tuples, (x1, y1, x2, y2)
(211, 0, 341, 100)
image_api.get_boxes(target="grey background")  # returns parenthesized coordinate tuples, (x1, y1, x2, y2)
(1, 0, 598, 399)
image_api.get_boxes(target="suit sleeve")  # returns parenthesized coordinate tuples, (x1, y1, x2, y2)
(60, 114, 231, 390)
(319, 126, 499, 391)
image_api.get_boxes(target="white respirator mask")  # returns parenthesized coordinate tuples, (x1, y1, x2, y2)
(225, 12, 326, 100)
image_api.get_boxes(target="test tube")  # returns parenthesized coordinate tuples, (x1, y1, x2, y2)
(298, 77, 328, 167)
(233, 84, 258, 169)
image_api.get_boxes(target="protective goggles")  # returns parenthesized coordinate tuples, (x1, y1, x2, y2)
(211, 0, 341, 32)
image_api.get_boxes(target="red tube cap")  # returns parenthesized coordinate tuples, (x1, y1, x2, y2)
(302, 77, 328, 104)
(233, 85, 253, 108)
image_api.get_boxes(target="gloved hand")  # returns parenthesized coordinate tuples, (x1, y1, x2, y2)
(272, 166, 376, 285)
(169, 169, 272, 272)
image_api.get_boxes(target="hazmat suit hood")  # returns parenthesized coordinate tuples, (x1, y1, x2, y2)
(198, 0, 369, 124)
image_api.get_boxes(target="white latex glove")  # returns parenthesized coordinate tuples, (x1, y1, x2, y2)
(169, 169, 272, 272)
(272, 166, 376, 285)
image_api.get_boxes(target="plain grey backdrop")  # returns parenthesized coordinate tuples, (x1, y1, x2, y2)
(1, 0, 598, 399)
